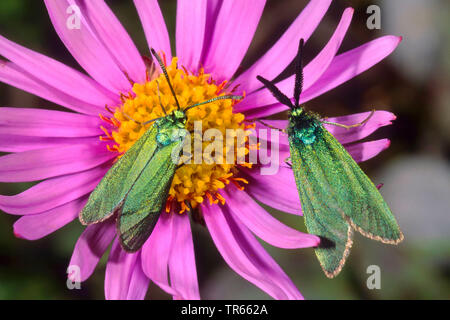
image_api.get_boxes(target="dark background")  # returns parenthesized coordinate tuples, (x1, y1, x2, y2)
(0, 0, 448, 299)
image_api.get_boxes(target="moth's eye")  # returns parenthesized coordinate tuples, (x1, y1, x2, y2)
(156, 133, 171, 146)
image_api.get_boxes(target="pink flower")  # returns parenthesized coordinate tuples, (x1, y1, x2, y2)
(0, 0, 400, 299)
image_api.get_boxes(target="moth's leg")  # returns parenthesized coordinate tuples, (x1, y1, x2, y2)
(257, 120, 286, 133)
(122, 112, 143, 125)
(177, 151, 193, 169)
(284, 157, 292, 168)
(322, 109, 375, 130)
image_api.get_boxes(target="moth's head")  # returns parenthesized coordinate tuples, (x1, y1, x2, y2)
(290, 107, 304, 118)
(171, 109, 187, 127)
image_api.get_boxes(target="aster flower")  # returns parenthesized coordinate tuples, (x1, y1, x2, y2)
(0, 0, 400, 300)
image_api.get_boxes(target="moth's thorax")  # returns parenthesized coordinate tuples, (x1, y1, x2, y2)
(288, 107, 322, 146)
(155, 111, 187, 147)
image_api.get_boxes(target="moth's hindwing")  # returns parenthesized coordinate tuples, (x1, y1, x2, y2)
(118, 138, 183, 252)
(79, 126, 159, 225)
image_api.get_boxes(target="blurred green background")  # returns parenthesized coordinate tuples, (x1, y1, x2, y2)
(0, 0, 449, 299)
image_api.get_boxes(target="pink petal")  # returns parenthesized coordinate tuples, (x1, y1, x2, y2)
(203, 203, 303, 300)
(44, 0, 131, 94)
(69, 219, 116, 282)
(345, 138, 390, 163)
(234, 0, 332, 93)
(13, 196, 88, 240)
(77, 0, 147, 84)
(301, 36, 402, 104)
(133, 0, 172, 59)
(126, 254, 150, 300)
(0, 135, 99, 153)
(237, 7, 354, 114)
(241, 166, 302, 215)
(324, 111, 396, 144)
(0, 61, 104, 115)
(202, 0, 266, 82)
(176, 0, 207, 71)
(105, 239, 149, 300)
(141, 213, 178, 296)
(242, 36, 402, 119)
(0, 34, 117, 106)
(0, 108, 102, 137)
(0, 163, 108, 215)
(168, 213, 200, 300)
(222, 187, 319, 248)
(0, 142, 115, 182)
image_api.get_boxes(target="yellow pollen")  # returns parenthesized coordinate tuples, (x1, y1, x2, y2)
(103, 57, 253, 213)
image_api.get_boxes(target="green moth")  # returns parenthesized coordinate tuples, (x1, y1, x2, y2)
(256, 39, 403, 278)
(79, 49, 241, 253)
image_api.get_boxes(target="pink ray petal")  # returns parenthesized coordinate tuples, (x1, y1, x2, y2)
(133, 0, 172, 59)
(202, 0, 266, 82)
(168, 213, 200, 300)
(0, 61, 105, 115)
(222, 187, 319, 248)
(69, 219, 116, 282)
(234, 0, 332, 93)
(77, 0, 147, 84)
(141, 213, 178, 296)
(0, 142, 115, 182)
(301, 36, 402, 104)
(0, 163, 108, 215)
(0, 135, 99, 153)
(176, 0, 207, 72)
(345, 138, 391, 163)
(237, 7, 354, 113)
(44, 0, 131, 94)
(203, 203, 303, 300)
(13, 196, 88, 240)
(0, 34, 117, 106)
(126, 254, 150, 300)
(241, 166, 301, 215)
(0, 108, 102, 137)
(105, 239, 148, 300)
(242, 36, 402, 119)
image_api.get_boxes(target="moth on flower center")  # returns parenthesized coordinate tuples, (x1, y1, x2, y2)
(99, 56, 253, 214)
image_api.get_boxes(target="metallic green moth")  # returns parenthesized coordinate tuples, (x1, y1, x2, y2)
(79, 49, 241, 253)
(256, 39, 404, 278)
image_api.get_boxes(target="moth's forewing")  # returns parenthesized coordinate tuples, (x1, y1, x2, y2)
(290, 133, 353, 278)
(79, 126, 159, 225)
(289, 122, 403, 277)
(118, 134, 184, 252)
(320, 129, 404, 244)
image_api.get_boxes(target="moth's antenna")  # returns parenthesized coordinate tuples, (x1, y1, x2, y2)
(155, 80, 167, 116)
(184, 95, 242, 112)
(150, 48, 181, 110)
(294, 38, 304, 107)
(256, 75, 294, 109)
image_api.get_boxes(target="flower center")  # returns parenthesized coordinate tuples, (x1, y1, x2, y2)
(100, 57, 253, 213)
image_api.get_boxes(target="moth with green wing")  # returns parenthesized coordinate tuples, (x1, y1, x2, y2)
(256, 39, 404, 278)
(79, 49, 241, 253)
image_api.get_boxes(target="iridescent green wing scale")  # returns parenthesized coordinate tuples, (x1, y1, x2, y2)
(79, 125, 159, 225)
(290, 132, 353, 277)
(118, 138, 183, 252)
(290, 123, 403, 277)
(318, 127, 403, 244)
